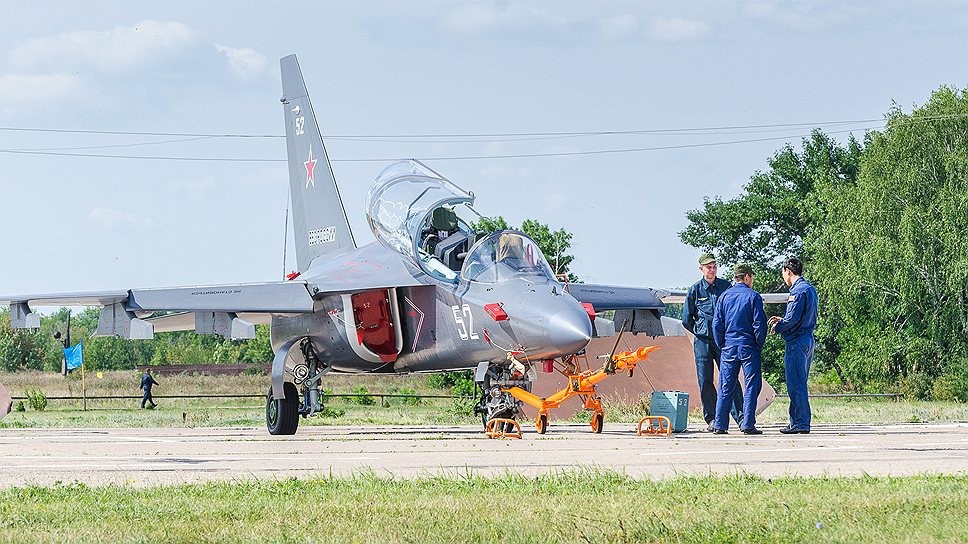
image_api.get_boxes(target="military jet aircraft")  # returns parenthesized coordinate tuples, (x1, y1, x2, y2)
(2, 55, 689, 434)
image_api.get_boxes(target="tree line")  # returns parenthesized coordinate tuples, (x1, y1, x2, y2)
(0, 307, 273, 372)
(680, 86, 968, 401)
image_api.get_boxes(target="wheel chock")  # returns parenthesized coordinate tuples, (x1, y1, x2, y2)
(637, 416, 672, 437)
(484, 418, 523, 439)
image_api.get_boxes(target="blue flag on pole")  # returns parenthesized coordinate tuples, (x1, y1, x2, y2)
(65, 342, 83, 371)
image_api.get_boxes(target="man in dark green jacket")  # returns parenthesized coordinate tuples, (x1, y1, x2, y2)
(681, 252, 743, 431)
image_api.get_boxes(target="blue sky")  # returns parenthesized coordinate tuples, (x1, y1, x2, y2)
(1, 1, 965, 296)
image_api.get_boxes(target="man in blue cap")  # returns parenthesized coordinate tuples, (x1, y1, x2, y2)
(768, 258, 818, 434)
(711, 263, 767, 435)
(681, 252, 744, 431)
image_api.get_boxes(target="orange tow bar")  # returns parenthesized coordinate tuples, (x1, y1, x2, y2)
(503, 346, 660, 434)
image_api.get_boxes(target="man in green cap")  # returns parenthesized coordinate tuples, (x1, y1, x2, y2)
(710, 263, 767, 434)
(681, 252, 744, 431)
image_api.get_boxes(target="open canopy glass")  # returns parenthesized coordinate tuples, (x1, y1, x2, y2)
(365, 160, 475, 281)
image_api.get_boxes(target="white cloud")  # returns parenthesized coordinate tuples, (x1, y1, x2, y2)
(0, 73, 80, 110)
(167, 176, 218, 199)
(649, 17, 711, 42)
(742, 2, 863, 31)
(440, 3, 568, 38)
(215, 44, 267, 79)
(599, 15, 640, 39)
(7, 20, 196, 73)
(88, 207, 152, 230)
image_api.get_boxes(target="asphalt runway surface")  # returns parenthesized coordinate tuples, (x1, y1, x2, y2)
(1, 422, 966, 487)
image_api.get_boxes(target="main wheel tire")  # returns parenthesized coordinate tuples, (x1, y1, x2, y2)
(266, 382, 300, 435)
(536, 414, 548, 435)
(591, 412, 604, 434)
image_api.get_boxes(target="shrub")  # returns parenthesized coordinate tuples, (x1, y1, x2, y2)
(241, 365, 267, 376)
(14, 400, 25, 412)
(931, 374, 968, 402)
(450, 375, 475, 416)
(23, 388, 48, 411)
(899, 374, 933, 401)
(427, 371, 473, 390)
(318, 406, 346, 418)
(350, 385, 375, 406)
(398, 387, 421, 406)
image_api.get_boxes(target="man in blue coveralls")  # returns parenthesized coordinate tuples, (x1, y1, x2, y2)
(711, 263, 767, 435)
(681, 252, 744, 431)
(768, 258, 818, 434)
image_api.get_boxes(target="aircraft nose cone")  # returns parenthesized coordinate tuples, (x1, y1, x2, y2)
(548, 306, 593, 357)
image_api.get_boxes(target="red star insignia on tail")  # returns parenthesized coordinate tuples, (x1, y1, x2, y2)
(305, 146, 317, 188)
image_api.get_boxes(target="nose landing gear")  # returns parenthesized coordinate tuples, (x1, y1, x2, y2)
(474, 358, 534, 434)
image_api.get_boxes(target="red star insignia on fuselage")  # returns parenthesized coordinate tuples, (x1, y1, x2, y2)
(305, 146, 317, 188)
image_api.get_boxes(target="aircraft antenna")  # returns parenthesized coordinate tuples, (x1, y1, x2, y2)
(282, 184, 291, 279)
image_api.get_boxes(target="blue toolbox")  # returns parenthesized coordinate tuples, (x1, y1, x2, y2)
(650, 391, 690, 433)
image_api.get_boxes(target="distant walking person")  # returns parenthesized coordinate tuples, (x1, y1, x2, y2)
(711, 264, 767, 435)
(681, 252, 743, 431)
(140, 369, 159, 409)
(768, 258, 818, 434)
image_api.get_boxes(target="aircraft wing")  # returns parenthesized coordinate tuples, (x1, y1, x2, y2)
(658, 291, 791, 304)
(0, 281, 315, 312)
(567, 283, 789, 337)
(566, 283, 670, 310)
(1, 281, 316, 339)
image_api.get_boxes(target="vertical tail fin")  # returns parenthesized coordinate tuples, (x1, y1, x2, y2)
(280, 54, 356, 272)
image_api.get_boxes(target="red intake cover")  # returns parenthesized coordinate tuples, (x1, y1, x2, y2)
(581, 303, 596, 322)
(484, 303, 508, 321)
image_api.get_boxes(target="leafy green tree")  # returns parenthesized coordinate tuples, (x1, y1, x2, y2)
(472, 216, 579, 282)
(811, 87, 968, 399)
(0, 310, 47, 371)
(680, 130, 863, 277)
(240, 325, 274, 363)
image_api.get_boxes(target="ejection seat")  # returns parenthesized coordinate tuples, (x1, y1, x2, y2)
(425, 207, 470, 273)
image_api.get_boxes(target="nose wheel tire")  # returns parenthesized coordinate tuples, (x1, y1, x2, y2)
(536, 414, 548, 434)
(266, 382, 300, 435)
(590, 411, 604, 434)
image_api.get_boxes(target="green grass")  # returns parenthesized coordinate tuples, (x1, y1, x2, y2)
(0, 400, 477, 429)
(4, 369, 967, 429)
(4, 394, 968, 430)
(0, 472, 966, 543)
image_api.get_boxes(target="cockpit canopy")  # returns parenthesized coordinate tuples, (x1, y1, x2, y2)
(365, 160, 476, 281)
(364, 161, 557, 284)
(461, 231, 557, 284)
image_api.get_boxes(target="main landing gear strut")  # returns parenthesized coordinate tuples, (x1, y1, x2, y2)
(266, 339, 330, 435)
